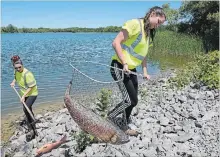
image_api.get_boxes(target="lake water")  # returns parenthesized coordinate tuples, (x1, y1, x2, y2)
(1, 33, 161, 114)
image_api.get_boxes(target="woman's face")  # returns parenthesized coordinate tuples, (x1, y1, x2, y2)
(149, 13, 166, 29)
(14, 64, 23, 73)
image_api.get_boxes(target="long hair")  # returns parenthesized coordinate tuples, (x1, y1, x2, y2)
(142, 6, 166, 43)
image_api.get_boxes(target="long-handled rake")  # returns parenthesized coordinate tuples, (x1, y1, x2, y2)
(12, 86, 39, 137)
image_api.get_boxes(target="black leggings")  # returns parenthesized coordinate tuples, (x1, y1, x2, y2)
(108, 60, 138, 122)
(23, 96, 37, 127)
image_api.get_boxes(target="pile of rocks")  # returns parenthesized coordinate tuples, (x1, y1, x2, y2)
(2, 71, 219, 157)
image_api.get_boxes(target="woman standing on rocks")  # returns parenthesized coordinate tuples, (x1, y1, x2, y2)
(108, 6, 166, 136)
(10, 55, 38, 141)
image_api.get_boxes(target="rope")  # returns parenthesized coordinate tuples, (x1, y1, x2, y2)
(69, 62, 123, 84)
(69, 60, 145, 84)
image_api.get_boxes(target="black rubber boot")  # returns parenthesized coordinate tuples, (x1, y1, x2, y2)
(31, 122, 38, 137)
(26, 121, 36, 142)
(26, 130, 35, 142)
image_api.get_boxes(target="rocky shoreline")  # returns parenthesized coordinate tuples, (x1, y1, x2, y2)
(1, 70, 219, 157)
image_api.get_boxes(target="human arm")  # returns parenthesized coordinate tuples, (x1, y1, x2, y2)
(20, 87, 32, 102)
(112, 19, 140, 72)
(112, 29, 128, 65)
(141, 57, 150, 80)
(112, 30, 130, 72)
(10, 79, 16, 87)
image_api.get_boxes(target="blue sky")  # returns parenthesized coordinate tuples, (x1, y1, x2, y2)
(1, 1, 182, 28)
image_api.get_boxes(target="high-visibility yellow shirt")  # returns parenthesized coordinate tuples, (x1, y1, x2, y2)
(112, 19, 152, 69)
(15, 68, 38, 97)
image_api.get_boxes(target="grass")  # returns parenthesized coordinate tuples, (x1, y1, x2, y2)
(149, 30, 204, 56)
(147, 30, 205, 70)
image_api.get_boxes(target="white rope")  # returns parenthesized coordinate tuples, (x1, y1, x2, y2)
(69, 61, 144, 84)
(71, 60, 144, 77)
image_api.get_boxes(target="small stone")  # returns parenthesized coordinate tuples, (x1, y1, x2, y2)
(158, 78, 167, 83)
(174, 125, 183, 131)
(188, 93, 198, 100)
(143, 147, 157, 156)
(206, 91, 214, 99)
(131, 107, 139, 116)
(202, 111, 217, 121)
(178, 96, 187, 103)
(13, 151, 26, 157)
(194, 121, 202, 128)
(174, 133, 194, 143)
(188, 114, 197, 120)
(159, 117, 169, 126)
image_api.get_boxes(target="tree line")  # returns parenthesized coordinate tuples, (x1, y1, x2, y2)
(0, 25, 122, 33)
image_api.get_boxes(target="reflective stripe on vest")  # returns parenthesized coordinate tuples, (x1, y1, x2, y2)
(24, 71, 36, 87)
(18, 70, 30, 90)
(23, 71, 29, 89)
(121, 19, 145, 61)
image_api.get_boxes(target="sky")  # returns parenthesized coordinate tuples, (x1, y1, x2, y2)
(1, 1, 182, 28)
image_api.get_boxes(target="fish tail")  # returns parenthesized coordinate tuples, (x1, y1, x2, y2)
(60, 134, 67, 143)
(35, 152, 42, 157)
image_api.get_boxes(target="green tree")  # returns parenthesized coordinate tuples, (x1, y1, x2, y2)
(178, 1, 219, 52)
(162, 3, 179, 32)
(1, 24, 18, 33)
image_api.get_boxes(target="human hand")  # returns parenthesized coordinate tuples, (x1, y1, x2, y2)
(143, 73, 150, 80)
(123, 63, 130, 74)
(10, 82, 15, 87)
(20, 96, 25, 103)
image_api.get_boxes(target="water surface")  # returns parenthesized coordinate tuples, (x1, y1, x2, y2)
(1, 32, 161, 114)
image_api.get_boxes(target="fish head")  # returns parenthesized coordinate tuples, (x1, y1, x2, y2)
(60, 134, 67, 143)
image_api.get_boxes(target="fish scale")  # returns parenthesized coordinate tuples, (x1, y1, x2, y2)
(64, 82, 129, 145)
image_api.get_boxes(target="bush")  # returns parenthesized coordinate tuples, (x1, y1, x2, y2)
(96, 88, 112, 118)
(71, 131, 94, 153)
(168, 50, 219, 89)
